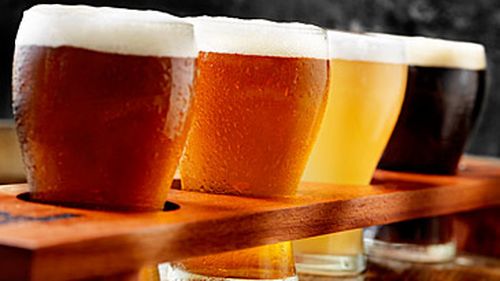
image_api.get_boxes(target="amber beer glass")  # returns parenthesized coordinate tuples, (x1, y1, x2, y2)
(293, 31, 408, 276)
(366, 35, 487, 263)
(12, 5, 197, 211)
(162, 17, 329, 281)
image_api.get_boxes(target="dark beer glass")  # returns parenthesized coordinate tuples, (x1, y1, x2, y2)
(13, 5, 197, 211)
(366, 34, 487, 263)
(379, 47, 486, 174)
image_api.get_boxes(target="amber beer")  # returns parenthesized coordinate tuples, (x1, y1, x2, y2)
(181, 52, 328, 197)
(12, 5, 197, 211)
(367, 35, 487, 263)
(293, 31, 408, 276)
(164, 17, 329, 281)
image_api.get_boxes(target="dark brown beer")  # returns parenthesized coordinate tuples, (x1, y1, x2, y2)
(13, 5, 197, 211)
(367, 34, 486, 263)
(379, 66, 486, 174)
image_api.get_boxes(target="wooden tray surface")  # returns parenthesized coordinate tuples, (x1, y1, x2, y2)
(0, 156, 498, 281)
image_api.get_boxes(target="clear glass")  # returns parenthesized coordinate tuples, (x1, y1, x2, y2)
(294, 230, 366, 276)
(364, 216, 456, 263)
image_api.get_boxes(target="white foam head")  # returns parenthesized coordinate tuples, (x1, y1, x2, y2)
(328, 30, 405, 64)
(187, 16, 328, 59)
(15, 4, 197, 58)
(369, 33, 486, 70)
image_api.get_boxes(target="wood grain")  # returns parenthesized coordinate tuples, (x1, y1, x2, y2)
(454, 206, 500, 258)
(299, 254, 500, 281)
(0, 156, 498, 280)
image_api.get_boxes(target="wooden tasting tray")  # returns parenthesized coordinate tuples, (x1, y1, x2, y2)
(0, 156, 498, 280)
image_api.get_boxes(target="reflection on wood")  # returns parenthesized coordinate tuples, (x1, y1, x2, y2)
(454, 206, 500, 258)
(299, 254, 500, 281)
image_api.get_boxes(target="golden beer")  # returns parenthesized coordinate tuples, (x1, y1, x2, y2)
(164, 17, 329, 281)
(302, 59, 408, 185)
(294, 31, 408, 276)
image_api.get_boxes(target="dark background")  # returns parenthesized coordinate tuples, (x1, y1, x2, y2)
(1, 0, 499, 156)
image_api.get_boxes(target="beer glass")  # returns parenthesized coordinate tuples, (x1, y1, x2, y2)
(293, 31, 408, 276)
(366, 35, 487, 263)
(162, 16, 329, 281)
(12, 5, 197, 211)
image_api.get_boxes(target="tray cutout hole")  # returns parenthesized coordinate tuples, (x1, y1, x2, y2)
(17, 192, 181, 213)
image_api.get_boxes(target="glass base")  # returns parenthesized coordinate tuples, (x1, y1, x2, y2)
(158, 263, 298, 281)
(364, 238, 456, 263)
(294, 253, 366, 277)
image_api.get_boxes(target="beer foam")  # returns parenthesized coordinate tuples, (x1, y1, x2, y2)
(328, 30, 405, 64)
(369, 33, 486, 70)
(187, 16, 328, 59)
(16, 5, 197, 58)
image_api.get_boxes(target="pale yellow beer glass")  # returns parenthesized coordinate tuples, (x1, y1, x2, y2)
(293, 31, 408, 276)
